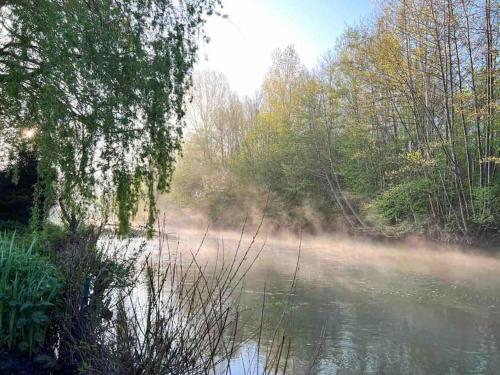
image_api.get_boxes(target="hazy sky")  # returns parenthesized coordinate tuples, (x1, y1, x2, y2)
(196, 0, 375, 96)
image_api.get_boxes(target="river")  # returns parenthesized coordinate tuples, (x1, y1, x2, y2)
(159, 226, 500, 374)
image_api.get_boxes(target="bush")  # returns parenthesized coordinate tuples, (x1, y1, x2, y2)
(472, 185, 500, 227)
(51, 229, 141, 373)
(374, 179, 431, 224)
(0, 233, 62, 355)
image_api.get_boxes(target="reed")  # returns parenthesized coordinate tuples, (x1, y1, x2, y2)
(0, 232, 62, 355)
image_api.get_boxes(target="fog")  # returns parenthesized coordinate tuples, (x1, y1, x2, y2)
(150, 208, 500, 374)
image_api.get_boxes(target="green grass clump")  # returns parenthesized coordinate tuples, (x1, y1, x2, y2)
(0, 233, 62, 355)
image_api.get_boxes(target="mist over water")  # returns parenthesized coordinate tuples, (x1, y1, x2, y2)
(155, 211, 500, 374)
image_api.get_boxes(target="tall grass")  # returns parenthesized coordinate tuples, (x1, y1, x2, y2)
(0, 232, 62, 355)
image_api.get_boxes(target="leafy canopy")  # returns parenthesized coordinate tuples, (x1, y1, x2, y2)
(0, 0, 220, 235)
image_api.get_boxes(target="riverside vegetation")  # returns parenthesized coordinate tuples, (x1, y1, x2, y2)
(171, 0, 498, 243)
(0, 0, 498, 374)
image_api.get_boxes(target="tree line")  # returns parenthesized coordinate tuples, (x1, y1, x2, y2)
(172, 0, 499, 240)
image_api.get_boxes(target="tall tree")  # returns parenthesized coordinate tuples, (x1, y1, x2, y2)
(0, 0, 220, 235)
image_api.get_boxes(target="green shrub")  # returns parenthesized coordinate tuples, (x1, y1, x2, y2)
(0, 233, 62, 355)
(374, 179, 431, 223)
(32, 224, 68, 256)
(472, 185, 500, 227)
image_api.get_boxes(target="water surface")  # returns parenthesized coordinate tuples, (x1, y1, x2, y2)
(164, 228, 500, 374)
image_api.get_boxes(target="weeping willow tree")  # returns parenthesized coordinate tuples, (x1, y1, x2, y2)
(0, 0, 221, 235)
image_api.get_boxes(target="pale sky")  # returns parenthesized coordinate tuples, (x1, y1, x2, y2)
(196, 0, 375, 97)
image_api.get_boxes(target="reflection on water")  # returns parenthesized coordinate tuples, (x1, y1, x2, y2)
(163, 228, 500, 374)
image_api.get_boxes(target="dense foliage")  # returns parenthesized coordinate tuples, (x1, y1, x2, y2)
(172, 0, 498, 240)
(0, 233, 62, 355)
(0, 0, 220, 235)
